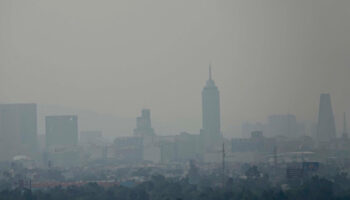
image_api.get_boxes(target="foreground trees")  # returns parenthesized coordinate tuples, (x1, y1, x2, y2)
(1, 173, 350, 200)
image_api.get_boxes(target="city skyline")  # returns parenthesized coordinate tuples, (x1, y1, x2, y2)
(1, 0, 350, 137)
(0, 69, 348, 139)
(1, 2, 350, 198)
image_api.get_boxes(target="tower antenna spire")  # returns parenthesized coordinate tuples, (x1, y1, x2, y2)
(209, 62, 212, 80)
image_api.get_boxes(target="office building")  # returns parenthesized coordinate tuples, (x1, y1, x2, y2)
(45, 115, 78, 148)
(133, 109, 155, 137)
(0, 104, 37, 160)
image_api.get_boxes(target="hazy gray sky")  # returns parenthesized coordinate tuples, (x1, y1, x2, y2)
(1, 0, 350, 136)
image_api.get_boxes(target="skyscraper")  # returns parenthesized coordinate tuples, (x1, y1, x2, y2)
(133, 109, 155, 137)
(45, 115, 79, 166)
(316, 93, 336, 143)
(200, 65, 221, 139)
(45, 115, 78, 148)
(0, 104, 38, 161)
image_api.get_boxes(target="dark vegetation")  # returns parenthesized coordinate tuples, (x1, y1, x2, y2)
(2, 173, 350, 200)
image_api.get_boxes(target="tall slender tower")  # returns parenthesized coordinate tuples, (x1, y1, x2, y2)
(200, 65, 221, 139)
(342, 112, 348, 139)
(316, 93, 336, 143)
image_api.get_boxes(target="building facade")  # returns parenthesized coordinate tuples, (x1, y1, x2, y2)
(45, 115, 79, 166)
(133, 109, 155, 137)
(316, 93, 336, 143)
(45, 115, 78, 148)
(200, 66, 221, 141)
(0, 103, 38, 161)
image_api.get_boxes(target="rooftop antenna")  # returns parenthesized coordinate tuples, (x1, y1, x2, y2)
(209, 62, 212, 80)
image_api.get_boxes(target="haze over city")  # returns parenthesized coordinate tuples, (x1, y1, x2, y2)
(1, 0, 350, 138)
(1, 1, 350, 199)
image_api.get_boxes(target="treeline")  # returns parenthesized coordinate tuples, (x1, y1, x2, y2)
(2, 174, 350, 200)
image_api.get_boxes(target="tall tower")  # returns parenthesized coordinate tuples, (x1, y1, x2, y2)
(201, 65, 221, 139)
(316, 93, 336, 143)
(342, 112, 348, 139)
(134, 109, 155, 137)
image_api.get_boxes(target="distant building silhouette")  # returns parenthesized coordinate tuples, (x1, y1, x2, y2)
(316, 93, 336, 143)
(113, 136, 143, 163)
(267, 114, 298, 137)
(242, 122, 265, 138)
(45, 115, 79, 167)
(45, 115, 78, 148)
(231, 131, 275, 153)
(242, 115, 307, 138)
(0, 104, 38, 161)
(79, 131, 103, 146)
(133, 109, 155, 137)
(342, 112, 348, 139)
(200, 65, 221, 140)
